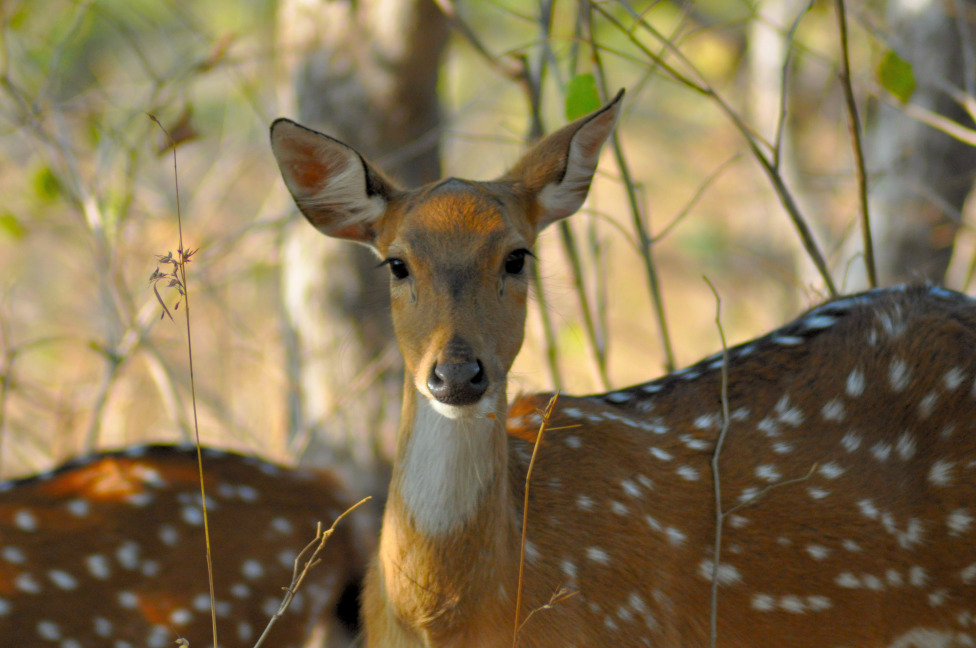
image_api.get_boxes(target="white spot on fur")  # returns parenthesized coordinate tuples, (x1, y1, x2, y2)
(586, 547, 610, 564)
(65, 499, 90, 517)
(14, 510, 37, 532)
(2, 546, 25, 564)
(846, 369, 865, 397)
(918, 392, 939, 419)
(649, 447, 672, 461)
(889, 358, 911, 391)
(752, 593, 775, 611)
(858, 499, 880, 520)
(871, 442, 892, 462)
(929, 459, 954, 486)
(698, 559, 741, 585)
(664, 527, 686, 546)
(841, 430, 862, 452)
(86, 554, 110, 580)
(806, 544, 830, 560)
(621, 480, 641, 498)
(48, 569, 78, 590)
(835, 572, 861, 588)
(943, 367, 965, 391)
(842, 540, 861, 553)
(818, 462, 845, 479)
(807, 487, 830, 500)
(15, 573, 40, 594)
(909, 566, 928, 587)
(821, 399, 845, 421)
(775, 394, 804, 426)
(961, 563, 976, 585)
(947, 509, 974, 536)
(895, 433, 917, 460)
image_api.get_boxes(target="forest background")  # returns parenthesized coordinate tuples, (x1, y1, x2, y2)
(1, 0, 974, 502)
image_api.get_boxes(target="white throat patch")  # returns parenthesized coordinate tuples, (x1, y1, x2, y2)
(399, 395, 501, 537)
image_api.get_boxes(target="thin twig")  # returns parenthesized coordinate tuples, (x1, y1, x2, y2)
(653, 155, 741, 243)
(723, 463, 818, 518)
(703, 278, 730, 648)
(253, 496, 371, 648)
(513, 393, 559, 647)
(558, 222, 610, 390)
(584, 4, 676, 371)
(834, 0, 876, 288)
(772, 2, 814, 170)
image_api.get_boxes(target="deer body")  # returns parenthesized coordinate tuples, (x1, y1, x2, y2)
(271, 94, 976, 647)
(0, 445, 366, 648)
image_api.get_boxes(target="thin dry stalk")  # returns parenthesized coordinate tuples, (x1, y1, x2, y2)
(559, 218, 611, 391)
(518, 587, 578, 634)
(252, 496, 371, 648)
(704, 279, 816, 647)
(148, 114, 217, 648)
(834, 0, 876, 288)
(513, 393, 559, 647)
(583, 5, 676, 371)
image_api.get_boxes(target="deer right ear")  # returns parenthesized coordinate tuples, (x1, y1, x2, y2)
(270, 119, 395, 245)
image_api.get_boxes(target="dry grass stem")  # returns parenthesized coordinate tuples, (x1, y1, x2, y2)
(513, 393, 559, 647)
(148, 113, 217, 648)
(518, 587, 579, 634)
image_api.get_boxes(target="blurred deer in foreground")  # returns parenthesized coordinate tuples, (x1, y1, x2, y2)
(0, 445, 368, 648)
(271, 91, 976, 647)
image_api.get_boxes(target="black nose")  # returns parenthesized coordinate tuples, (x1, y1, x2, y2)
(427, 360, 488, 406)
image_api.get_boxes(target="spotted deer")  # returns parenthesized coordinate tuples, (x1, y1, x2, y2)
(271, 91, 976, 647)
(0, 445, 368, 648)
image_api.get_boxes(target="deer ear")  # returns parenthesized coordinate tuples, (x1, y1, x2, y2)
(270, 119, 396, 246)
(501, 89, 623, 230)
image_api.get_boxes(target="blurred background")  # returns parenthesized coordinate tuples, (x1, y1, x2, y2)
(1, 0, 974, 499)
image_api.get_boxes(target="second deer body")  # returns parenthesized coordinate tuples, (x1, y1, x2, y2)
(272, 93, 976, 647)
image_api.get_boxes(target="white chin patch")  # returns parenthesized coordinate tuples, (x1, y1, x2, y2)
(429, 398, 496, 420)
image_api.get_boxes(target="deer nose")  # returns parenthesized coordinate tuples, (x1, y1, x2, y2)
(427, 360, 488, 406)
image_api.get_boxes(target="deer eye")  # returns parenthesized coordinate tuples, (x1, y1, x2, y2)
(504, 249, 531, 275)
(381, 258, 410, 280)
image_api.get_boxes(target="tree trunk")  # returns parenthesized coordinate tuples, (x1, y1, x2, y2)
(275, 0, 448, 497)
(864, 0, 976, 286)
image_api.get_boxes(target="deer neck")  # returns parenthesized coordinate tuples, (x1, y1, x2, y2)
(378, 383, 519, 630)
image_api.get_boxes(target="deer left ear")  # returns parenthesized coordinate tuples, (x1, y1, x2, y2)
(270, 118, 396, 247)
(501, 89, 623, 230)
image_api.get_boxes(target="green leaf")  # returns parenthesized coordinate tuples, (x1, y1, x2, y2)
(33, 167, 62, 202)
(0, 213, 26, 239)
(565, 74, 601, 121)
(877, 50, 915, 104)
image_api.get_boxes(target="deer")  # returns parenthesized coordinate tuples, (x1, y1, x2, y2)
(270, 91, 976, 647)
(0, 444, 369, 648)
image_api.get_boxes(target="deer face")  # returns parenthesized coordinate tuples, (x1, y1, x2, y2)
(270, 91, 622, 417)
